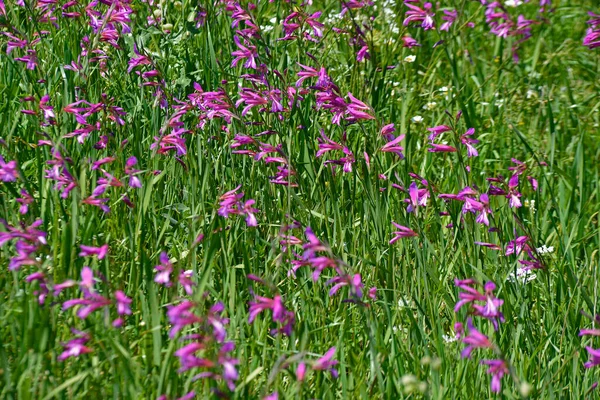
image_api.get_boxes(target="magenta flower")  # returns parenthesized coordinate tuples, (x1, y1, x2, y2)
(403, 1, 435, 30)
(0, 156, 18, 182)
(326, 273, 364, 298)
(231, 35, 258, 69)
(58, 330, 92, 361)
(440, 9, 457, 31)
(505, 236, 529, 256)
(115, 290, 132, 315)
(584, 347, 600, 368)
(179, 270, 195, 295)
(79, 244, 109, 259)
(481, 359, 509, 393)
(461, 318, 493, 358)
(390, 222, 418, 244)
(380, 134, 405, 158)
(248, 294, 295, 336)
(460, 128, 479, 157)
(429, 143, 457, 153)
(154, 252, 173, 286)
(312, 347, 339, 378)
(506, 174, 522, 208)
(167, 300, 202, 338)
(346, 92, 375, 121)
(404, 182, 429, 213)
(296, 362, 307, 381)
(16, 189, 34, 214)
(455, 279, 505, 329)
(584, 12, 600, 49)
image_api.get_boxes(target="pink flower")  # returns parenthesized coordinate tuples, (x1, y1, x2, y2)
(115, 290, 132, 315)
(312, 347, 339, 378)
(0, 156, 18, 182)
(461, 318, 493, 358)
(390, 222, 418, 244)
(481, 359, 509, 393)
(154, 252, 173, 286)
(79, 244, 109, 259)
(58, 330, 92, 361)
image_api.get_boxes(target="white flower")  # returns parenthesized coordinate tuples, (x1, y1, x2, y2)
(439, 86, 449, 93)
(260, 25, 273, 32)
(411, 115, 423, 123)
(442, 334, 458, 343)
(404, 55, 416, 63)
(507, 268, 537, 284)
(398, 298, 413, 308)
(505, 0, 523, 6)
(526, 89, 537, 99)
(536, 245, 554, 254)
(423, 101, 437, 110)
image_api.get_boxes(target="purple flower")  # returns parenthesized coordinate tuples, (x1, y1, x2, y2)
(428, 143, 457, 153)
(507, 174, 522, 208)
(461, 318, 493, 358)
(79, 244, 109, 259)
(440, 9, 457, 31)
(481, 359, 509, 393)
(167, 300, 201, 338)
(584, 347, 600, 368)
(584, 12, 600, 49)
(248, 294, 295, 336)
(380, 135, 405, 158)
(0, 156, 18, 182)
(312, 347, 339, 378)
(154, 252, 173, 286)
(326, 273, 364, 299)
(179, 270, 195, 295)
(460, 128, 479, 157)
(403, 1, 435, 30)
(58, 330, 92, 361)
(231, 35, 258, 69)
(455, 279, 504, 330)
(115, 290, 132, 316)
(390, 222, 418, 244)
(16, 189, 34, 214)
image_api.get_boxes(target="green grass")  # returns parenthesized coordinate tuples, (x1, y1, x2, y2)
(1, 0, 600, 398)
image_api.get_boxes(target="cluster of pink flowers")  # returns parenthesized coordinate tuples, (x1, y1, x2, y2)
(217, 186, 260, 227)
(454, 278, 509, 393)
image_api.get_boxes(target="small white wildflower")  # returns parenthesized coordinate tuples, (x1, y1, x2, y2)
(261, 25, 273, 32)
(411, 115, 423, 123)
(423, 101, 437, 110)
(398, 298, 412, 308)
(505, 0, 523, 6)
(526, 89, 537, 99)
(442, 334, 458, 343)
(536, 245, 554, 254)
(507, 268, 537, 284)
(269, 17, 277, 24)
(494, 99, 505, 108)
(404, 55, 416, 63)
(439, 86, 449, 93)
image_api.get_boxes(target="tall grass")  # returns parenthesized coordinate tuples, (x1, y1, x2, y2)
(0, 0, 599, 398)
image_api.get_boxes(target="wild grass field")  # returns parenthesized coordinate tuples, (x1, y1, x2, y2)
(0, 0, 599, 398)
